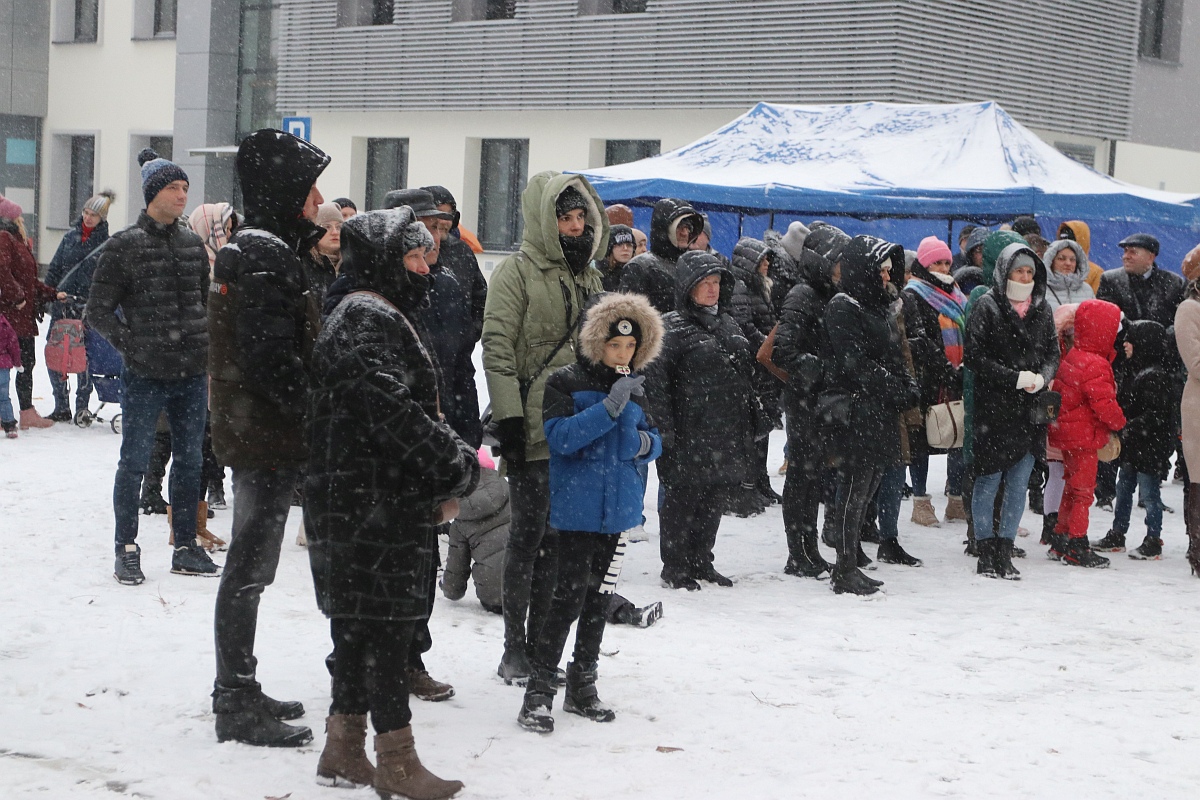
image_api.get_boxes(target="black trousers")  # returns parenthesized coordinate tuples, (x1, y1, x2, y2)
(782, 417, 824, 562)
(829, 466, 885, 570)
(502, 460, 558, 653)
(16, 337, 35, 410)
(214, 466, 298, 690)
(143, 421, 225, 497)
(531, 532, 619, 673)
(407, 527, 443, 672)
(329, 617, 415, 735)
(1095, 460, 1118, 503)
(659, 483, 730, 579)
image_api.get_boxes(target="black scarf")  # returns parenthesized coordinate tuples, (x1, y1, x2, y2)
(560, 226, 595, 276)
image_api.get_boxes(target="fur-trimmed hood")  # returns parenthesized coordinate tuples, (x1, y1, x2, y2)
(578, 291, 664, 372)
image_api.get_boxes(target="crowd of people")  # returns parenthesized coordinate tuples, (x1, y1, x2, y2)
(4, 130, 1200, 800)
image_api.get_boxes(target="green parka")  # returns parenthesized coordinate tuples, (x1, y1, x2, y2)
(482, 171, 607, 462)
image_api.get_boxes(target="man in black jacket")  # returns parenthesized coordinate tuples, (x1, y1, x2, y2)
(85, 150, 217, 585)
(208, 130, 330, 748)
(618, 198, 704, 314)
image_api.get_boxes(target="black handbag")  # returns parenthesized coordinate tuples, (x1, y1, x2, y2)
(1030, 390, 1062, 426)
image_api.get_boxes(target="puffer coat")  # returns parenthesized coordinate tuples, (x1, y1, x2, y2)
(1042, 239, 1095, 312)
(443, 467, 510, 611)
(0, 228, 57, 338)
(1116, 320, 1176, 479)
(1048, 299, 1125, 452)
(730, 237, 781, 410)
(45, 217, 110, 315)
(618, 198, 703, 314)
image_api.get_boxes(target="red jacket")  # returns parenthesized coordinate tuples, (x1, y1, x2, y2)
(1048, 299, 1126, 451)
(0, 230, 55, 338)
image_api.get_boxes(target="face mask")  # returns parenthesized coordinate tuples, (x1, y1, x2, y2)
(1007, 279, 1034, 302)
(930, 271, 955, 286)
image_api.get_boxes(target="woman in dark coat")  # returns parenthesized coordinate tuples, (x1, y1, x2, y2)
(305, 207, 479, 799)
(648, 250, 758, 590)
(730, 236, 782, 503)
(964, 241, 1058, 580)
(820, 235, 920, 595)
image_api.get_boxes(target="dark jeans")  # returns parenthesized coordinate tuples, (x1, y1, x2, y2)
(329, 617, 415, 735)
(659, 483, 730, 578)
(877, 464, 906, 540)
(49, 365, 92, 413)
(782, 416, 824, 562)
(829, 466, 885, 568)
(214, 466, 298, 690)
(1113, 467, 1163, 537)
(144, 420, 226, 498)
(909, 450, 965, 497)
(112, 372, 207, 547)
(16, 337, 36, 410)
(502, 459, 558, 653)
(531, 532, 619, 672)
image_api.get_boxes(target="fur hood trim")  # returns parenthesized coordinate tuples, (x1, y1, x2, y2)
(579, 291, 664, 372)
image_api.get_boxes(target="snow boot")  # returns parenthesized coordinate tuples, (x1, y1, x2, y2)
(856, 543, 878, 573)
(114, 543, 145, 585)
(784, 520, 832, 577)
(943, 495, 967, 522)
(859, 518, 882, 544)
(1039, 512, 1058, 545)
(563, 661, 616, 722)
(171, 542, 219, 576)
(140, 488, 168, 516)
(756, 475, 783, 506)
(784, 554, 831, 578)
(47, 406, 72, 423)
(1187, 484, 1200, 577)
(693, 564, 733, 587)
(168, 502, 227, 552)
(1045, 531, 1069, 561)
(996, 538, 1021, 580)
(1028, 486, 1044, 516)
(910, 496, 941, 527)
(517, 669, 556, 734)
(213, 686, 313, 747)
(19, 407, 54, 429)
(1061, 537, 1110, 569)
(1094, 529, 1127, 552)
(374, 726, 463, 799)
(1128, 535, 1164, 560)
(877, 538, 923, 567)
(207, 482, 228, 510)
(635, 601, 663, 627)
(316, 714, 375, 788)
(830, 565, 881, 595)
(976, 538, 1000, 578)
(1, 419, 16, 439)
(1011, 543, 1026, 558)
(662, 569, 701, 590)
(408, 669, 455, 702)
(497, 645, 532, 686)
(726, 483, 766, 517)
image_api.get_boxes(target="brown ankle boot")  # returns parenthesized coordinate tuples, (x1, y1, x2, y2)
(316, 714, 375, 788)
(374, 726, 463, 800)
(19, 407, 54, 429)
(168, 502, 227, 551)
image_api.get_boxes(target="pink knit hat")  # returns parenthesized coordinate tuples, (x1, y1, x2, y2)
(0, 195, 23, 220)
(916, 236, 953, 268)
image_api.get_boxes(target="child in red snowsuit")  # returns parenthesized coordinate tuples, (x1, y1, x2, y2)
(1047, 299, 1126, 567)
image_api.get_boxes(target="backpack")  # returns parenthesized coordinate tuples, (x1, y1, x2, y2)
(44, 318, 88, 374)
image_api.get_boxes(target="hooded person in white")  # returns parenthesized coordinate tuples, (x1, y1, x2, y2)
(1042, 239, 1094, 311)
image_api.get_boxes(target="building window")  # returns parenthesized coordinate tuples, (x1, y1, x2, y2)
(452, 0, 516, 22)
(337, 0, 395, 26)
(1139, 0, 1182, 61)
(478, 139, 528, 251)
(1054, 142, 1096, 169)
(154, 0, 178, 35)
(237, 2, 282, 139)
(365, 138, 409, 210)
(69, 136, 96, 219)
(605, 139, 659, 166)
(74, 0, 99, 42)
(580, 0, 647, 13)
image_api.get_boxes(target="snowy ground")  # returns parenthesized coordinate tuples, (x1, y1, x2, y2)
(4, 355, 1200, 800)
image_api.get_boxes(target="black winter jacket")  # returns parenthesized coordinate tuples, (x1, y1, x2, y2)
(1117, 320, 1177, 479)
(618, 198, 702, 314)
(84, 212, 209, 380)
(46, 218, 109, 316)
(730, 237, 780, 409)
(418, 255, 484, 449)
(821, 236, 918, 470)
(208, 130, 330, 468)
(647, 251, 757, 488)
(774, 247, 838, 411)
(1096, 266, 1186, 331)
(305, 209, 479, 621)
(901, 266, 966, 456)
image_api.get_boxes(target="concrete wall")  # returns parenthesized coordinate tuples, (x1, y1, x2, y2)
(1131, 0, 1200, 152)
(0, 0, 50, 117)
(39, 0, 175, 252)
(1114, 140, 1200, 193)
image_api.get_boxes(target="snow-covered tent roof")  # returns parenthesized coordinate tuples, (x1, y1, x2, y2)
(576, 101, 1200, 227)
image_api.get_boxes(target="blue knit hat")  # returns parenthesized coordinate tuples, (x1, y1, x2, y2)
(138, 148, 188, 207)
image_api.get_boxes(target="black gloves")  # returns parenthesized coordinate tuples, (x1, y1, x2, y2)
(492, 417, 526, 466)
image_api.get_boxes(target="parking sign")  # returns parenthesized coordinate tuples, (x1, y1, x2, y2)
(282, 116, 312, 141)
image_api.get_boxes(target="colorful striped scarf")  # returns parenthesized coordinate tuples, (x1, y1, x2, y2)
(906, 278, 967, 368)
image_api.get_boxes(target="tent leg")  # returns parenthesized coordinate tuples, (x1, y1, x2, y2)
(947, 218, 954, 245)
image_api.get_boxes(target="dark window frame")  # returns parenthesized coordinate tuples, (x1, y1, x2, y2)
(1139, 0, 1182, 62)
(69, 135, 96, 221)
(605, 139, 660, 166)
(74, 0, 99, 43)
(486, 0, 517, 19)
(365, 138, 409, 211)
(478, 138, 528, 251)
(336, 0, 395, 26)
(154, 0, 178, 35)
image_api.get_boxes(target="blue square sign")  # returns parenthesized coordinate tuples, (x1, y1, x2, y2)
(282, 117, 311, 142)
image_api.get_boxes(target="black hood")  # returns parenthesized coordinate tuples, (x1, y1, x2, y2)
(339, 207, 430, 311)
(1124, 319, 1169, 373)
(674, 250, 734, 312)
(838, 235, 905, 313)
(649, 198, 703, 262)
(804, 222, 851, 264)
(236, 129, 330, 249)
(731, 237, 771, 278)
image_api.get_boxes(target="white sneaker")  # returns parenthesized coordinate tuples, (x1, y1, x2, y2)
(625, 525, 649, 543)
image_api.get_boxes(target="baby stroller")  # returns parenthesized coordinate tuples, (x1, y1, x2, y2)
(83, 327, 123, 434)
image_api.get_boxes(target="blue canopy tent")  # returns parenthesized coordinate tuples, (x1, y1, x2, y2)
(573, 101, 1200, 272)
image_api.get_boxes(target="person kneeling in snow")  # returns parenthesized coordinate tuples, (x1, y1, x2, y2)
(518, 292, 664, 734)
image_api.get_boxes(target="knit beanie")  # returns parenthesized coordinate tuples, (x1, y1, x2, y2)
(916, 236, 954, 267)
(555, 185, 588, 218)
(607, 316, 642, 347)
(402, 220, 435, 256)
(83, 190, 116, 220)
(315, 202, 343, 229)
(0, 195, 22, 220)
(138, 148, 189, 207)
(779, 220, 810, 261)
(608, 224, 634, 250)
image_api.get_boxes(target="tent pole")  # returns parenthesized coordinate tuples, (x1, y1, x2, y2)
(947, 218, 953, 245)
(739, 213, 744, 237)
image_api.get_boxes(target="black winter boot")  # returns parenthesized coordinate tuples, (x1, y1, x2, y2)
(517, 668, 557, 733)
(213, 685, 313, 747)
(830, 565, 881, 595)
(1094, 529, 1127, 552)
(693, 563, 734, 587)
(140, 488, 168, 516)
(996, 539, 1021, 580)
(1128, 535, 1163, 560)
(563, 661, 616, 722)
(661, 569, 701, 591)
(876, 538, 923, 567)
(726, 483, 766, 517)
(976, 538, 1000, 578)
(1061, 537, 1111, 569)
(1045, 531, 1069, 562)
(497, 644, 532, 686)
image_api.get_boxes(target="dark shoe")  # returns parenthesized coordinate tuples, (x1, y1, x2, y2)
(258, 691, 305, 721)
(756, 476, 783, 506)
(1094, 529, 1127, 552)
(497, 646, 532, 686)
(1028, 487, 1044, 516)
(207, 483, 228, 510)
(517, 693, 554, 733)
(859, 519, 882, 544)
(1046, 532, 1069, 562)
(114, 544, 145, 585)
(1011, 544, 1026, 559)
(316, 714, 375, 788)
(856, 543, 877, 570)
(213, 687, 313, 747)
(47, 407, 73, 423)
(563, 661, 616, 722)
(726, 483, 766, 517)
(876, 538, 923, 567)
(830, 567, 881, 595)
(374, 725, 464, 798)
(140, 491, 168, 515)
(976, 538, 1000, 578)
(1062, 537, 1111, 569)
(635, 601, 663, 627)
(408, 669, 455, 702)
(784, 556, 831, 578)
(662, 570, 701, 591)
(693, 564, 733, 587)
(1040, 512, 1059, 545)
(996, 539, 1021, 580)
(170, 542, 219, 576)
(1094, 497, 1114, 512)
(1128, 536, 1164, 561)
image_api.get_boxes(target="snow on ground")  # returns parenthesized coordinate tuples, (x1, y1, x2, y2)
(4, 361, 1200, 800)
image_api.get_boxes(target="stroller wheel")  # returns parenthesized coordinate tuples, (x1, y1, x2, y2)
(111, 414, 122, 435)
(75, 409, 94, 428)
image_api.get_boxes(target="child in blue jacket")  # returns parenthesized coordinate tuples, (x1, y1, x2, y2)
(518, 292, 663, 734)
